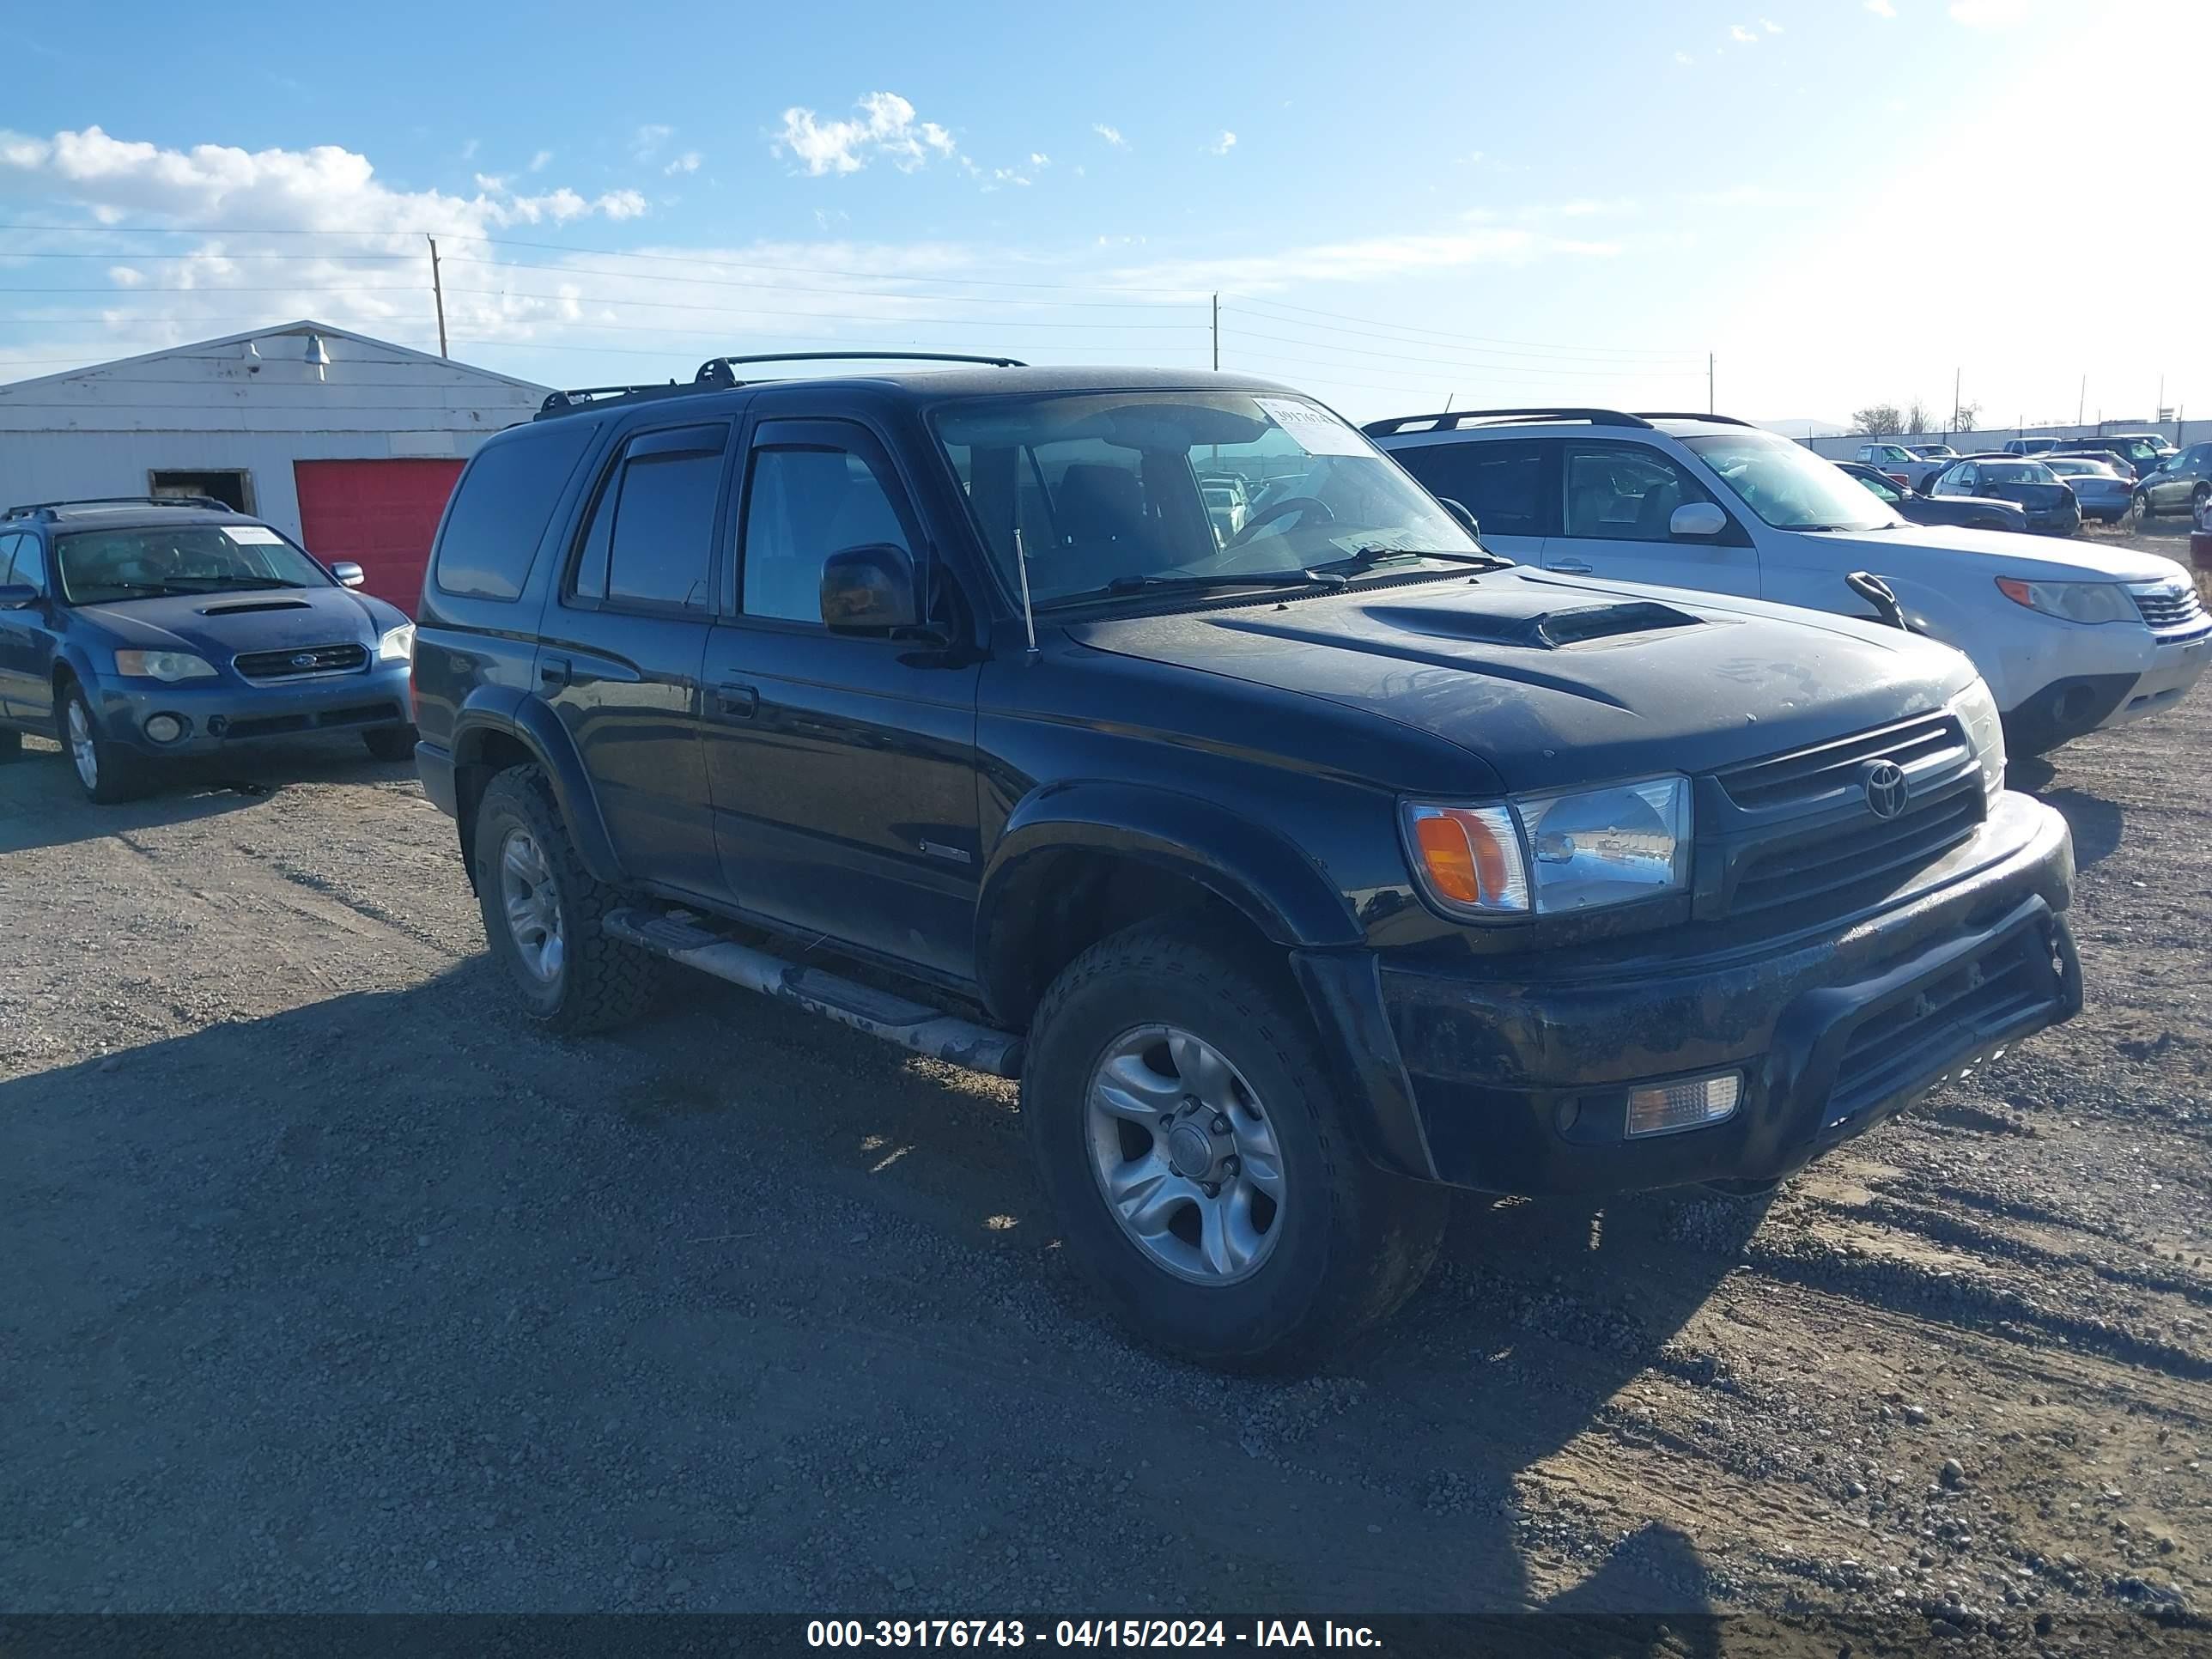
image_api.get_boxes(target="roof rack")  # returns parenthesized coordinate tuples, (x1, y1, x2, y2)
(538, 350, 1029, 420)
(1361, 407, 1656, 437)
(3, 494, 235, 520)
(1633, 410, 1755, 428)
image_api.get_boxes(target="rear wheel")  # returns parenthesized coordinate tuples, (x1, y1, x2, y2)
(2133, 490, 2155, 523)
(472, 764, 654, 1032)
(362, 725, 417, 763)
(1023, 919, 1447, 1372)
(2193, 483, 2209, 520)
(58, 684, 151, 805)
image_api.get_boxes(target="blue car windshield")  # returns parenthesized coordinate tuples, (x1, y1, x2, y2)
(57, 525, 332, 604)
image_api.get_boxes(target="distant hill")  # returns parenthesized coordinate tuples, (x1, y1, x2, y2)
(1755, 416, 1849, 439)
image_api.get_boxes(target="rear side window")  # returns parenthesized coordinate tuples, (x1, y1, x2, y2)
(432, 426, 594, 601)
(568, 422, 729, 611)
(1392, 440, 1549, 537)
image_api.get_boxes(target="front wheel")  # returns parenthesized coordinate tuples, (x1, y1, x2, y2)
(471, 764, 655, 1032)
(1023, 921, 1447, 1372)
(2132, 491, 2155, 523)
(58, 684, 150, 805)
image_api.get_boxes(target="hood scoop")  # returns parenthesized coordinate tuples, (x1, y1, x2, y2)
(198, 599, 314, 617)
(1364, 598, 1703, 651)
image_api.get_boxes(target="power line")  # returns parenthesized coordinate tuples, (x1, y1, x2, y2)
(1220, 323, 1701, 380)
(441, 288, 1204, 330)
(1226, 291, 1701, 361)
(438, 254, 1197, 312)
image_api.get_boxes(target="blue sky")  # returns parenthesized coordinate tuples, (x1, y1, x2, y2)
(2, 0, 2203, 427)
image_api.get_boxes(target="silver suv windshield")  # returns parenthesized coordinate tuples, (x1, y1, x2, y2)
(1683, 431, 1898, 532)
(932, 391, 1482, 606)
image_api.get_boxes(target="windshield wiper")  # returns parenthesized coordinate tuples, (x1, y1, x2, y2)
(1044, 569, 1346, 607)
(1317, 546, 1516, 575)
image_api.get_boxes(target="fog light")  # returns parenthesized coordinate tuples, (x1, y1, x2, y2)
(1625, 1072, 1742, 1139)
(143, 713, 186, 744)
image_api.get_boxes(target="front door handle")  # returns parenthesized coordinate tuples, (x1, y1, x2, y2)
(539, 655, 571, 690)
(714, 682, 759, 718)
(1549, 560, 1594, 574)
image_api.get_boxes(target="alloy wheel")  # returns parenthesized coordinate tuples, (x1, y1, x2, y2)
(65, 699, 97, 793)
(498, 827, 565, 984)
(1084, 1024, 1285, 1285)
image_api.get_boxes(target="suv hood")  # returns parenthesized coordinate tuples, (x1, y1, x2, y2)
(1069, 568, 1974, 793)
(76, 586, 404, 659)
(1815, 521, 2185, 582)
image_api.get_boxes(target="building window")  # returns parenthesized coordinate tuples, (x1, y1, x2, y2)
(149, 469, 253, 513)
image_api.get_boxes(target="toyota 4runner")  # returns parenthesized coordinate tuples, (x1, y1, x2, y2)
(413, 356, 2081, 1371)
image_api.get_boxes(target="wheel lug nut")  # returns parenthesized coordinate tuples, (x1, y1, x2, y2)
(1202, 1182, 1220, 1198)
(1222, 1156, 1241, 1176)
(1211, 1114, 1231, 1134)
(1158, 1112, 1176, 1128)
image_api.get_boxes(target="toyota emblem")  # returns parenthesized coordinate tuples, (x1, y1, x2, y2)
(1863, 760, 1909, 819)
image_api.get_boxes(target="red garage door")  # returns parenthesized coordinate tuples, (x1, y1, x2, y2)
(294, 458, 465, 617)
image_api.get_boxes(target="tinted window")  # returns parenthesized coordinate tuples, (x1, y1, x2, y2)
(605, 451, 725, 610)
(741, 444, 910, 623)
(1559, 443, 1714, 540)
(1393, 441, 1548, 536)
(434, 426, 594, 602)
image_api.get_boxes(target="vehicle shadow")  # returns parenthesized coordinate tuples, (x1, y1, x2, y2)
(0, 957, 1758, 1626)
(2008, 755, 2124, 869)
(0, 733, 412, 855)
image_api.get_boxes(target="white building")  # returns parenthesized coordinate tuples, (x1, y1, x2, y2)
(0, 321, 548, 611)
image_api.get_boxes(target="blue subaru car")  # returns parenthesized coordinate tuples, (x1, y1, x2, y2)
(0, 496, 417, 803)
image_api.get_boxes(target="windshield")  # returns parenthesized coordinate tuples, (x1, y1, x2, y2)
(57, 524, 333, 605)
(2040, 458, 2110, 477)
(1982, 462, 2057, 484)
(1682, 432, 1898, 531)
(931, 391, 1481, 606)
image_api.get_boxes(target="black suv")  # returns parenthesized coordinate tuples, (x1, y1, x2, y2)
(414, 356, 2081, 1370)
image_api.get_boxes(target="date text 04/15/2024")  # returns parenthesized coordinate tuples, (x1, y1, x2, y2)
(805, 1620, 1382, 1649)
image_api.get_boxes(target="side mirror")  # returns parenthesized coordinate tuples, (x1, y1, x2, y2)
(1437, 496, 1480, 538)
(0, 582, 36, 610)
(820, 543, 920, 632)
(331, 561, 367, 589)
(1669, 501, 1728, 538)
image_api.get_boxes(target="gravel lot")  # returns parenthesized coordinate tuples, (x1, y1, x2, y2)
(3, 554, 2209, 1641)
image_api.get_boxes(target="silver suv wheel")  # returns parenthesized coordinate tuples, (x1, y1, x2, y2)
(1085, 1024, 1285, 1285)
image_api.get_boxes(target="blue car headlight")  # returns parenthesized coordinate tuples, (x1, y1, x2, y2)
(113, 649, 217, 683)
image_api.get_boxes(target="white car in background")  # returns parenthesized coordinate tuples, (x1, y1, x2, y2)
(1369, 408, 2211, 755)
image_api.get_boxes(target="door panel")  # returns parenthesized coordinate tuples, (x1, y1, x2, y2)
(703, 418, 982, 981)
(0, 533, 33, 717)
(1383, 438, 1553, 565)
(1542, 440, 1760, 597)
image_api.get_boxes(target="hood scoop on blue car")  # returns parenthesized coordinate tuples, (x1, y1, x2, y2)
(1364, 597, 1704, 651)
(197, 598, 315, 617)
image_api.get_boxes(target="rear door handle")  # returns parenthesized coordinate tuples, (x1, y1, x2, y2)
(1549, 560, 1593, 574)
(714, 682, 759, 718)
(539, 655, 571, 690)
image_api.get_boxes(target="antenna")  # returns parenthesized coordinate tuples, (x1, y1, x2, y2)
(1013, 526, 1039, 660)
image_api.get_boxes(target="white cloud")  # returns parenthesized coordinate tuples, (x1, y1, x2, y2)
(1029, 152, 1050, 167)
(528, 149, 553, 172)
(1091, 123, 1127, 149)
(1864, 0, 1896, 15)
(1760, 16, 1783, 31)
(1950, 0, 2026, 21)
(1729, 23, 1759, 43)
(665, 150, 702, 176)
(460, 137, 479, 161)
(1206, 131, 1237, 156)
(1674, 49, 1694, 63)
(1111, 217, 1614, 293)
(473, 173, 506, 193)
(773, 92, 957, 176)
(631, 124, 672, 162)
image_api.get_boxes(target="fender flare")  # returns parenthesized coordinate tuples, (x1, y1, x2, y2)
(975, 780, 1359, 1012)
(448, 689, 625, 884)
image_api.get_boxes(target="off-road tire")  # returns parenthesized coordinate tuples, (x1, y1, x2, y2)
(1023, 918, 1448, 1372)
(472, 764, 654, 1032)
(363, 725, 418, 763)
(58, 682, 151, 805)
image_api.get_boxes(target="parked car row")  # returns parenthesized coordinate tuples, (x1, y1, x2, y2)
(0, 358, 2200, 1371)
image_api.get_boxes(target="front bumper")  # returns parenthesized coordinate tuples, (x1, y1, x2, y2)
(91, 661, 413, 757)
(2102, 627, 2212, 731)
(1318, 793, 2076, 1198)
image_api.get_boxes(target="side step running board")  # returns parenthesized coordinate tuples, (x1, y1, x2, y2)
(601, 908, 1024, 1079)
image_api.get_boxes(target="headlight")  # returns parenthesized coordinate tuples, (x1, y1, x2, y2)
(1948, 678, 2006, 804)
(1995, 576, 2135, 624)
(112, 649, 217, 683)
(1402, 775, 1690, 920)
(377, 623, 416, 663)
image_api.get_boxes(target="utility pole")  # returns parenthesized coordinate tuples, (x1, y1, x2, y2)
(1708, 351, 1715, 416)
(427, 236, 449, 359)
(1211, 293, 1219, 372)
(1951, 367, 1961, 435)
(2077, 374, 2085, 428)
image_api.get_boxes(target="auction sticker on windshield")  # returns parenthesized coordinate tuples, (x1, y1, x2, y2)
(1255, 397, 1370, 457)
(226, 526, 285, 544)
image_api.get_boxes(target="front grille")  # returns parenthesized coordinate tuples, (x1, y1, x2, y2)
(1729, 786, 1982, 917)
(1826, 927, 2055, 1128)
(2128, 581, 2209, 637)
(1717, 713, 1966, 812)
(233, 641, 369, 681)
